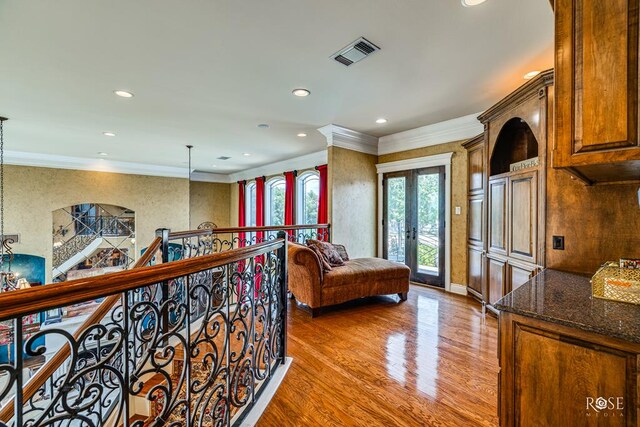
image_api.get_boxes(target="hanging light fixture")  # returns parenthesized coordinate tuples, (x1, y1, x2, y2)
(0, 117, 21, 292)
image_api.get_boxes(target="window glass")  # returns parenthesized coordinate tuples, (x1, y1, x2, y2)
(245, 182, 257, 226)
(266, 178, 285, 226)
(296, 172, 319, 225)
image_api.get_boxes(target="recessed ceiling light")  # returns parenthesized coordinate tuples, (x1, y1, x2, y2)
(297, 133, 307, 137)
(461, 0, 487, 6)
(243, 153, 251, 156)
(523, 70, 541, 80)
(103, 131, 116, 137)
(376, 118, 388, 124)
(114, 90, 134, 98)
(211, 164, 217, 168)
(292, 88, 310, 97)
(98, 152, 108, 156)
(257, 124, 270, 129)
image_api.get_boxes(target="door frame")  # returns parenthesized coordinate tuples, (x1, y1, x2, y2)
(376, 152, 455, 293)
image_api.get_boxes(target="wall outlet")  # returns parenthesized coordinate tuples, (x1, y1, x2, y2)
(455, 206, 461, 215)
(552, 235, 565, 250)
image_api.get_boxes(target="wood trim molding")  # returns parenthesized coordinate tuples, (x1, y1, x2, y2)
(317, 124, 379, 155)
(378, 113, 483, 155)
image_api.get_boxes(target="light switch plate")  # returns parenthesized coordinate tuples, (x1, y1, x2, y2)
(455, 206, 461, 215)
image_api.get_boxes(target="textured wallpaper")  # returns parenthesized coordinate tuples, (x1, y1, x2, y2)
(5, 165, 229, 282)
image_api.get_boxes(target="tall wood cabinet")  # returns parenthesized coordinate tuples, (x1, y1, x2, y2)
(554, 0, 640, 183)
(463, 134, 486, 303)
(465, 70, 554, 310)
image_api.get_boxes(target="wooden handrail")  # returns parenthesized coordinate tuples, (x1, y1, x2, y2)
(0, 236, 162, 422)
(168, 223, 330, 240)
(0, 239, 282, 322)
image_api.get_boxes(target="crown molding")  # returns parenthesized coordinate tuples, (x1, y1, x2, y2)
(228, 150, 328, 183)
(377, 113, 484, 155)
(317, 124, 378, 155)
(4, 150, 233, 183)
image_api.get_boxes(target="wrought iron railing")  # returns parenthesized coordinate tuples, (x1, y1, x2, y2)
(0, 234, 287, 426)
(0, 224, 328, 426)
(166, 224, 330, 260)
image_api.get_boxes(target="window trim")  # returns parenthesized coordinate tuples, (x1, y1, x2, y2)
(265, 177, 285, 226)
(296, 171, 320, 225)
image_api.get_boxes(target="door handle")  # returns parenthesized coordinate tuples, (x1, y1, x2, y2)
(412, 228, 416, 240)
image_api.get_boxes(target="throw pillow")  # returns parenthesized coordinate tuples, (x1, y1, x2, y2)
(307, 244, 332, 272)
(306, 239, 345, 267)
(332, 244, 349, 261)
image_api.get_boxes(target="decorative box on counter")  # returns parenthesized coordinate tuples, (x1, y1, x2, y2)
(592, 262, 640, 305)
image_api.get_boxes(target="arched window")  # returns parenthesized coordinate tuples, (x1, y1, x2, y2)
(265, 178, 285, 226)
(245, 181, 257, 227)
(296, 171, 319, 225)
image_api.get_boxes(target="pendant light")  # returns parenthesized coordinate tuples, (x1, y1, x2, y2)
(187, 145, 193, 230)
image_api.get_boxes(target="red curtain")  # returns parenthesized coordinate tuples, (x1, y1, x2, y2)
(254, 177, 266, 293)
(317, 164, 328, 240)
(284, 171, 296, 238)
(237, 181, 246, 247)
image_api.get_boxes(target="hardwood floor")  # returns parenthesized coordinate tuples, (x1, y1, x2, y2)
(258, 285, 499, 427)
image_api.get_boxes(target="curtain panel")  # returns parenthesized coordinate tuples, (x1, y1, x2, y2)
(284, 171, 296, 238)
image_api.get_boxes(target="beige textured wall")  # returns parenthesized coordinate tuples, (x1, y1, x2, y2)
(328, 146, 378, 258)
(378, 140, 468, 285)
(6, 165, 193, 282)
(189, 181, 231, 229)
(229, 183, 239, 227)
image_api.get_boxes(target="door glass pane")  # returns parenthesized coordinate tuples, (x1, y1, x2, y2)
(417, 173, 440, 276)
(386, 177, 406, 263)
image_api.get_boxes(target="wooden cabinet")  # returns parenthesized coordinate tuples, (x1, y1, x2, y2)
(467, 247, 484, 296)
(499, 312, 640, 426)
(488, 256, 506, 305)
(507, 261, 537, 292)
(463, 134, 486, 303)
(507, 170, 538, 264)
(554, 0, 640, 183)
(488, 177, 507, 255)
(476, 71, 552, 311)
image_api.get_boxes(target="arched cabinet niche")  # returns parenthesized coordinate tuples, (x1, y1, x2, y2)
(465, 70, 553, 310)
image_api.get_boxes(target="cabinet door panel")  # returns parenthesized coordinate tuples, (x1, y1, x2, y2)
(509, 264, 536, 293)
(468, 196, 484, 245)
(488, 257, 506, 305)
(509, 172, 537, 263)
(555, 0, 640, 173)
(488, 178, 507, 255)
(468, 143, 485, 193)
(468, 247, 485, 296)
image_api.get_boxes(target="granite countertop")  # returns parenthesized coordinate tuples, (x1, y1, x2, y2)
(494, 269, 640, 344)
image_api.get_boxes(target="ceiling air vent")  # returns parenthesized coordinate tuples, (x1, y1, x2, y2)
(331, 37, 380, 67)
(217, 156, 231, 160)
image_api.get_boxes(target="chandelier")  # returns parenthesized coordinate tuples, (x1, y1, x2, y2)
(0, 117, 26, 291)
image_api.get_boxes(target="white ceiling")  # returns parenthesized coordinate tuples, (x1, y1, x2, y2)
(0, 0, 554, 175)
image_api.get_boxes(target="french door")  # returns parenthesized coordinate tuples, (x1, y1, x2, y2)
(383, 167, 445, 287)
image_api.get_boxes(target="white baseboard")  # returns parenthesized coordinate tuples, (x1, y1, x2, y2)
(449, 283, 468, 296)
(239, 357, 292, 427)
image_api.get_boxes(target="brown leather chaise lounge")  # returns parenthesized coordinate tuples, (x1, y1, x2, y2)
(287, 243, 411, 317)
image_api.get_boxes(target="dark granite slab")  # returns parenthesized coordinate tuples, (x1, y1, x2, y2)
(494, 269, 640, 344)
